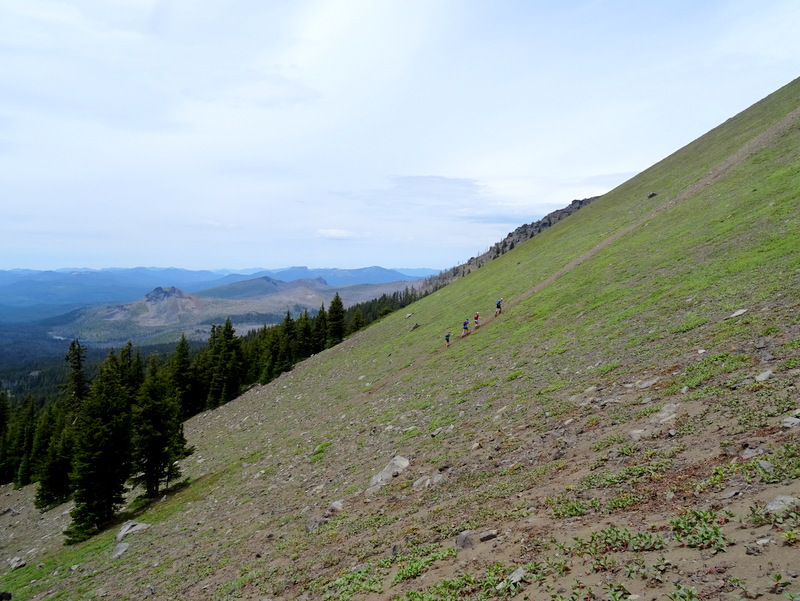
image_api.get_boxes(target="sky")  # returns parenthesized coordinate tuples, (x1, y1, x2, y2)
(1, 1, 799, 272)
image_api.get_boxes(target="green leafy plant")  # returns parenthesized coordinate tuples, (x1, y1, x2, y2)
(669, 509, 729, 553)
(667, 583, 699, 600)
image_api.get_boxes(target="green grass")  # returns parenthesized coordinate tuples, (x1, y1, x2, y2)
(10, 77, 800, 601)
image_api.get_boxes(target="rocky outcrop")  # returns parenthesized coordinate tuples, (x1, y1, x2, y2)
(421, 196, 598, 291)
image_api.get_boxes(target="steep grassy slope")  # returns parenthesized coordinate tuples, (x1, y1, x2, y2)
(2, 77, 799, 601)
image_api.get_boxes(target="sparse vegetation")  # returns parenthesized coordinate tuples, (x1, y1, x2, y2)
(3, 76, 800, 601)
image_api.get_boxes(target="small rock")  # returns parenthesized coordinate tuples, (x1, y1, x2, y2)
(765, 495, 800, 515)
(479, 529, 498, 542)
(636, 377, 659, 389)
(782, 417, 800, 429)
(741, 448, 763, 460)
(755, 370, 773, 382)
(629, 429, 646, 441)
(745, 545, 762, 555)
(369, 456, 410, 487)
(116, 520, 150, 542)
(455, 531, 474, 549)
(727, 309, 748, 319)
(112, 542, 130, 559)
(758, 460, 774, 473)
(496, 566, 527, 591)
(8, 556, 26, 570)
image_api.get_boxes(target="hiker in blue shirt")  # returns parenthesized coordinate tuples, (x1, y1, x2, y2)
(444, 331, 451, 346)
(495, 298, 503, 316)
(461, 318, 470, 337)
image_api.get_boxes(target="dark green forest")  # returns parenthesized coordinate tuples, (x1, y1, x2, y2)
(0, 288, 424, 543)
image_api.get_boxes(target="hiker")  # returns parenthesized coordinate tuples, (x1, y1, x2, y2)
(495, 298, 503, 316)
(461, 318, 470, 337)
(444, 331, 451, 346)
(473, 312, 480, 328)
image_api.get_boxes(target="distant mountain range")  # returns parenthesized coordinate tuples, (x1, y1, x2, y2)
(0, 267, 436, 353)
(0, 266, 437, 322)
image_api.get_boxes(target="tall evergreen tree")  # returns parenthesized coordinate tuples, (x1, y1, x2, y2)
(11, 396, 37, 489)
(203, 319, 244, 409)
(295, 310, 313, 360)
(63, 339, 89, 412)
(326, 293, 346, 347)
(34, 424, 74, 510)
(0, 392, 12, 484)
(34, 340, 89, 507)
(130, 359, 193, 498)
(65, 350, 133, 543)
(312, 304, 328, 354)
(347, 308, 366, 335)
(168, 335, 198, 419)
(275, 311, 296, 375)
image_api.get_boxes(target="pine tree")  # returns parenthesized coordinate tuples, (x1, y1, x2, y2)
(65, 350, 133, 543)
(295, 310, 313, 360)
(11, 396, 37, 489)
(312, 304, 328, 353)
(326, 293, 346, 347)
(130, 359, 193, 498)
(347, 308, 366, 335)
(34, 425, 73, 510)
(63, 339, 89, 412)
(203, 319, 243, 409)
(275, 311, 296, 374)
(168, 335, 198, 419)
(0, 392, 12, 484)
(34, 340, 88, 507)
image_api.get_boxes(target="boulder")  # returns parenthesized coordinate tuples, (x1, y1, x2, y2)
(369, 456, 410, 488)
(116, 520, 150, 542)
(764, 495, 800, 516)
(112, 543, 130, 559)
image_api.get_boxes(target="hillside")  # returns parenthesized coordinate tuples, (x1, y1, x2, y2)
(2, 77, 800, 601)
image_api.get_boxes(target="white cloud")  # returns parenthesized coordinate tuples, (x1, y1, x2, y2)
(1, 0, 799, 271)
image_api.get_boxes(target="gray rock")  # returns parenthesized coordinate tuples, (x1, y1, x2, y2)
(496, 566, 528, 591)
(629, 429, 646, 441)
(116, 520, 150, 542)
(369, 456, 410, 487)
(718, 489, 741, 500)
(755, 370, 773, 382)
(636, 377, 659, 390)
(758, 460, 774, 473)
(741, 448, 763, 460)
(478, 529, 498, 542)
(782, 417, 800, 429)
(7, 556, 26, 570)
(455, 531, 474, 549)
(112, 542, 130, 559)
(764, 495, 800, 515)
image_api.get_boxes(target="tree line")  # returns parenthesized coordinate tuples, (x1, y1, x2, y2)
(0, 288, 424, 543)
